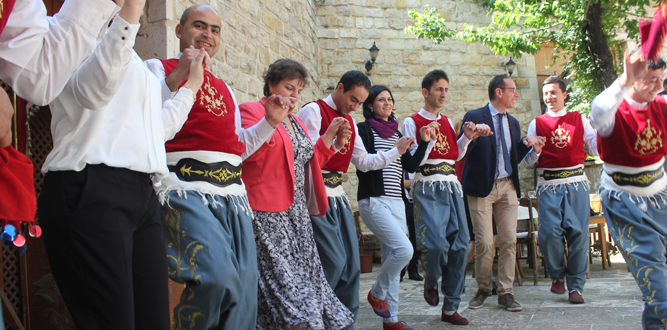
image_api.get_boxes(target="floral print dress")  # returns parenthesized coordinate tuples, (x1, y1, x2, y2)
(253, 115, 354, 330)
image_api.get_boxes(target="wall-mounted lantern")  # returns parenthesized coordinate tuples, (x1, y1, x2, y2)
(365, 42, 380, 75)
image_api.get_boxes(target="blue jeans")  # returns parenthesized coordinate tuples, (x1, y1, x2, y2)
(601, 188, 667, 330)
(359, 197, 412, 323)
(537, 183, 589, 292)
(161, 191, 258, 330)
(413, 180, 469, 312)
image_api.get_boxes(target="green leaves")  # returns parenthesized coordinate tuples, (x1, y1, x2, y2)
(405, 0, 656, 115)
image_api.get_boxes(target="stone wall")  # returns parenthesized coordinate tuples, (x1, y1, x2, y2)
(136, 0, 325, 107)
(314, 0, 542, 210)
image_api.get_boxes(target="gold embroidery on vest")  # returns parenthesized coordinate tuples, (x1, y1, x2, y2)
(432, 130, 450, 154)
(421, 163, 455, 175)
(199, 76, 228, 117)
(338, 134, 352, 155)
(634, 119, 663, 155)
(550, 124, 571, 148)
(1, 0, 4, 19)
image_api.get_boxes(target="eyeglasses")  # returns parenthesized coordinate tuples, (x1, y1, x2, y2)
(500, 87, 519, 93)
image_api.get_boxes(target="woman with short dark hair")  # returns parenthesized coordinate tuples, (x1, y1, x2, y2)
(357, 85, 432, 330)
(239, 58, 354, 330)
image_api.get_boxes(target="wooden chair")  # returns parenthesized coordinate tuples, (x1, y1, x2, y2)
(354, 210, 379, 254)
(588, 194, 611, 277)
(517, 198, 541, 286)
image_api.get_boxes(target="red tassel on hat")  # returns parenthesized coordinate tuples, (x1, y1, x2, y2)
(640, 3, 667, 62)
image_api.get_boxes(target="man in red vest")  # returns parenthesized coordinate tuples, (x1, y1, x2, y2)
(145, 5, 294, 330)
(591, 50, 667, 330)
(524, 76, 598, 304)
(297, 71, 414, 330)
(401, 70, 491, 326)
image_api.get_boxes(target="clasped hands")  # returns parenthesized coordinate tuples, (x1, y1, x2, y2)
(523, 136, 546, 153)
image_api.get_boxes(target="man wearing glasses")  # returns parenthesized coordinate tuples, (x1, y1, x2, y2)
(459, 74, 544, 312)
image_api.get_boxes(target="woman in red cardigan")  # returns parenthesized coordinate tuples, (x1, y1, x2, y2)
(239, 59, 354, 330)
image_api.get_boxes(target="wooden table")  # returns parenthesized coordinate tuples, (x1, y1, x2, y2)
(589, 215, 610, 270)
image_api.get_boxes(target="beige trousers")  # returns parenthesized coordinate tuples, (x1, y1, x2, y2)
(467, 178, 518, 296)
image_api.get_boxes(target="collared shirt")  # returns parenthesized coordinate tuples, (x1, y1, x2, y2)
(43, 16, 195, 181)
(400, 108, 471, 165)
(0, 0, 118, 105)
(145, 55, 276, 161)
(488, 103, 539, 179)
(297, 94, 401, 173)
(525, 107, 599, 167)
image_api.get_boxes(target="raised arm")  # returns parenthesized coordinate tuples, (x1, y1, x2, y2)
(62, 0, 145, 110)
(0, 0, 117, 105)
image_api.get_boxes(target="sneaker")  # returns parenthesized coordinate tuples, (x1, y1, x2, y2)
(468, 288, 491, 309)
(441, 311, 469, 325)
(550, 280, 565, 294)
(383, 321, 414, 330)
(424, 283, 439, 306)
(368, 290, 391, 318)
(568, 290, 585, 304)
(498, 293, 522, 311)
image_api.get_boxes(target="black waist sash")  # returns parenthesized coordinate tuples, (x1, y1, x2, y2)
(322, 172, 343, 188)
(611, 167, 664, 187)
(168, 158, 242, 187)
(419, 162, 455, 177)
(541, 168, 584, 181)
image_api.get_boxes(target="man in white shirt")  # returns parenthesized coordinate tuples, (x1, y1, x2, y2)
(144, 5, 293, 330)
(524, 76, 598, 303)
(590, 51, 667, 330)
(297, 71, 414, 329)
(0, 0, 117, 105)
(400, 69, 491, 325)
(36, 0, 207, 329)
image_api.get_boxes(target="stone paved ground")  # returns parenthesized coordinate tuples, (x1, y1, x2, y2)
(355, 255, 644, 329)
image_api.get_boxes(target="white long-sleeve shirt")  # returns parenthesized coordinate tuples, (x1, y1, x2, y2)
(297, 95, 401, 173)
(525, 108, 599, 167)
(145, 56, 276, 161)
(0, 0, 117, 105)
(43, 16, 195, 182)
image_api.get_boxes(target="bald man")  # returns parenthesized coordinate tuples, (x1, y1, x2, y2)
(145, 5, 291, 330)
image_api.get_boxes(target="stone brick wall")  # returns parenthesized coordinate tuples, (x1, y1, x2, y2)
(314, 0, 542, 210)
(136, 0, 325, 108)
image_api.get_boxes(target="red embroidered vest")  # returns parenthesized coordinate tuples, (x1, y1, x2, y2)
(535, 111, 586, 168)
(0, 0, 16, 35)
(599, 98, 667, 167)
(410, 113, 459, 160)
(308, 99, 356, 172)
(160, 59, 245, 156)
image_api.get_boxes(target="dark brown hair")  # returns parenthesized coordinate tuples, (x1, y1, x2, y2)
(263, 59, 309, 97)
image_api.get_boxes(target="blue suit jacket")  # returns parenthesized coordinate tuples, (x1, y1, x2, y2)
(459, 104, 530, 198)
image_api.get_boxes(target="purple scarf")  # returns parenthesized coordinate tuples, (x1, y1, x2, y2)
(367, 117, 398, 139)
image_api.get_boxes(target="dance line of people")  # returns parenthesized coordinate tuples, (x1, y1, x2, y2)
(0, 0, 666, 329)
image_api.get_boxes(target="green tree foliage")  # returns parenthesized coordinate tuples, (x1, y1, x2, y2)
(405, 1, 654, 114)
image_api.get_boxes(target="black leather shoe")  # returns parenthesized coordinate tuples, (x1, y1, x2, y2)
(408, 272, 424, 281)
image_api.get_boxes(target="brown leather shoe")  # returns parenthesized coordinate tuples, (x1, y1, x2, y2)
(441, 311, 469, 325)
(424, 283, 439, 306)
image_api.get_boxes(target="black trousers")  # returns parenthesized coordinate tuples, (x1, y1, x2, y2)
(38, 165, 170, 330)
(404, 198, 422, 273)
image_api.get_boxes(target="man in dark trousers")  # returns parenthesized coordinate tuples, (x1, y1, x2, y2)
(460, 74, 544, 312)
